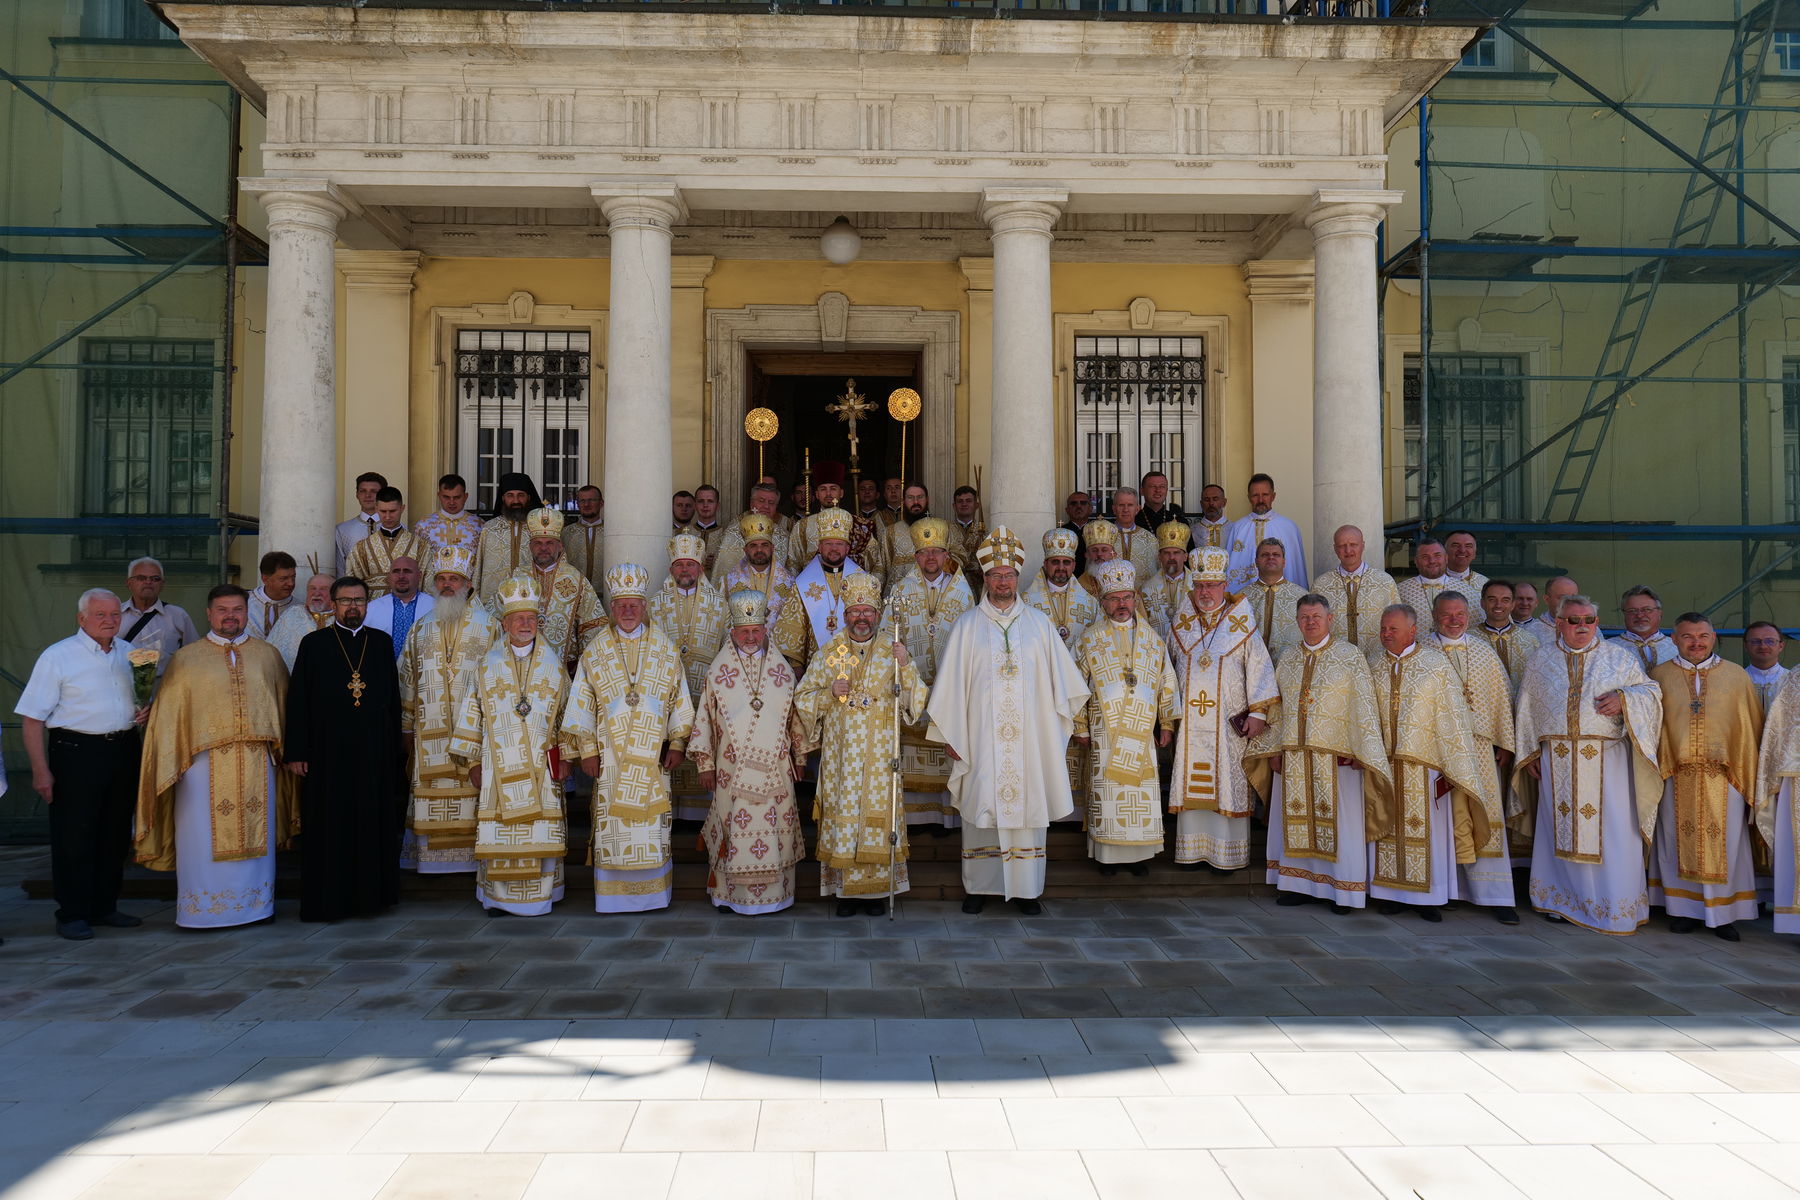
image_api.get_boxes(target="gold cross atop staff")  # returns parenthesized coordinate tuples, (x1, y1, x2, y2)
(825, 377, 876, 489)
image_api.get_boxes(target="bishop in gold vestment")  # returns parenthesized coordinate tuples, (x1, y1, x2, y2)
(1072, 562, 1178, 871)
(1648, 615, 1762, 935)
(879, 518, 973, 829)
(1250, 593, 1392, 909)
(689, 589, 808, 915)
(797, 574, 931, 911)
(563, 563, 694, 913)
(517, 507, 607, 668)
(1514, 598, 1663, 934)
(721, 513, 804, 663)
(135, 587, 297, 928)
(399, 547, 497, 875)
(450, 575, 572, 916)
(650, 532, 730, 822)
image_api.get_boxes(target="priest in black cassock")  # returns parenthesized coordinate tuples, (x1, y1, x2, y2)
(285, 575, 404, 922)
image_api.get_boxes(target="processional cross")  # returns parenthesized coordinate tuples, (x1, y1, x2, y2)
(825, 377, 876, 481)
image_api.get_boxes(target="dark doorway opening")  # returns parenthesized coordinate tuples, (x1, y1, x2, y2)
(748, 351, 921, 506)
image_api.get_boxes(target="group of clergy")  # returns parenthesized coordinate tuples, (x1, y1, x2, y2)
(115, 462, 1800, 939)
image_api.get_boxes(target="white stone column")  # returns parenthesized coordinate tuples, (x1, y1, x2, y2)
(980, 187, 1066, 581)
(1243, 259, 1317, 571)
(593, 183, 684, 585)
(337, 250, 420, 507)
(1304, 190, 1401, 564)
(242, 178, 347, 573)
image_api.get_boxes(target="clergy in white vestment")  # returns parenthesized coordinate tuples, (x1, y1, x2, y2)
(721, 512, 804, 665)
(1615, 585, 1677, 672)
(1514, 594, 1663, 934)
(1249, 593, 1391, 910)
(926, 527, 1090, 915)
(449, 574, 572, 917)
(1472, 578, 1534, 700)
(1191, 483, 1229, 551)
(1026, 527, 1101, 825)
(1104, 488, 1160, 590)
(649, 532, 729, 822)
(1421, 593, 1519, 922)
(399, 547, 497, 875)
(1755, 669, 1800, 936)
(268, 573, 337, 670)
(1444, 530, 1488, 596)
(345, 488, 434, 600)
(518, 507, 608, 670)
(1308, 525, 1399, 652)
(1646, 613, 1762, 938)
(1072, 562, 1178, 873)
(413, 473, 485, 562)
(1395, 537, 1480, 631)
(474, 472, 543, 609)
(1238, 538, 1306, 662)
(1521, 576, 1581, 654)
(689, 589, 809, 916)
(798, 575, 931, 913)
(879, 517, 974, 829)
(1365, 606, 1503, 923)
(1223, 473, 1307, 591)
(561, 485, 608, 590)
(775, 506, 868, 672)
(1141, 521, 1193, 640)
(247, 551, 298, 640)
(1167, 547, 1278, 872)
(714, 483, 793, 580)
(134, 584, 296, 928)
(1745, 621, 1789, 710)
(563, 563, 694, 913)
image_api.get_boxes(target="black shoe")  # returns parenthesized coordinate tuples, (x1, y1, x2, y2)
(1715, 923, 1741, 942)
(862, 900, 886, 917)
(1376, 901, 1405, 917)
(1493, 907, 1521, 926)
(1097, 863, 1120, 877)
(835, 900, 860, 918)
(56, 919, 94, 941)
(1127, 862, 1150, 878)
(1330, 904, 1356, 915)
(95, 911, 142, 928)
(960, 897, 985, 914)
(1013, 898, 1043, 916)
(1669, 916, 1702, 934)
(715, 905, 733, 915)
(484, 906, 509, 918)
(1205, 864, 1237, 877)
(930, 824, 957, 838)
(1276, 892, 1310, 907)
(1418, 906, 1443, 924)
(1178, 861, 1208, 873)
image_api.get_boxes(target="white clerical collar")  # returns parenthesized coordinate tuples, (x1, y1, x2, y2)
(1304, 637, 1331, 651)
(439, 510, 471, 522)
(1258, 577, 1286, 588)
(677, 585, 696, 596)
(618, 624, 645, 639)
(1676, 654, 1718, 673)
(923, 573, 946, 589)
(1418, 574, 1447, 585)
(509, 640, 535, 657)
(1339, 563, 1367, 578)
(1749, 663, 1786, 681)
(1481, 622, 1514, 636)
(1559, 639, 1596, 654)
(696, 520, 718, 531)
(1387, 643, 1418, 661)
(376, 522, 405, 535)
(1436, 633, 1467, 646)
(983, 598, 1019, 617)
(1047, 579, 1070, 594)
(579, 516, 603, 527)
(1197, 604, 1225, 619)
(332, 621, 367, 636)
(207, 631, 249, 647)
(1201, 516, 1225, 526)
(956, 518, 974, 528)
(1621, 631, 1662, 645)
(1448, 568, 1475, 581)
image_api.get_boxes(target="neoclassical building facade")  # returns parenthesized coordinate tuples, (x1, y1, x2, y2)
(163, 2, 1476, 583)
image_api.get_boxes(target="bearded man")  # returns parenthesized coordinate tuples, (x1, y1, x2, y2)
(476, 471, 544, 606)
(268, 573, 337, 670)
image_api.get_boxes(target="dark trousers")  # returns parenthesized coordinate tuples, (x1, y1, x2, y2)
(46, 730, 140, 923)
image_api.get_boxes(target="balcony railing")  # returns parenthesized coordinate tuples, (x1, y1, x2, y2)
(168, 0, 1472, 20)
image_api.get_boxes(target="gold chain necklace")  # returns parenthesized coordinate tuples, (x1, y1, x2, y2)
(333, 626, 370, 706)
(508, 640, 539, 717)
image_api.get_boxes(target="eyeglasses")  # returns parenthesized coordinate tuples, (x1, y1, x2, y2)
(1621, 607, 1660, 618)
(128, 574, 163, 583)
(1560, 616, 1599, 626)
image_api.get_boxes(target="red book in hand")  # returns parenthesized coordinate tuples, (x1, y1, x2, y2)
(547, 746, 562, 779)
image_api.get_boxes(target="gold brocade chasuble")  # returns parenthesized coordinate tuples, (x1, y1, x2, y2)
(1473, 622, 1534, 699)
(400, 601, 500, 851)
(1368, 646, 1499, 891)
(724, 560, 805, 663)
(135, 638, 298, 871)
(649, 579, 730, 705)
(1511, 640, 1663, 865)
(1650, 657, 1762, 885)
(688, 645, 808, 888)
(1238, 578, 1306, 660)
(1024, 575, 1099, 650)
(1168, 596, 1278, 817)
(561, 518, 607, 589)
(1755, 673, 1800, 913)
(1246, 638, 1392, 863)
(1309, 567, 1400, 650)
(527, 561, 607, 665)
(449, 640, 571, 882)
(476, 515, 531, 608)
(564, 625, 694, 869)
(881, 570, 975, 797)
(1073, 616, 1179, 849)
(1426, 633, 1520, 857)
(345, 527, 433, 599)
(795, 630, 931, 892)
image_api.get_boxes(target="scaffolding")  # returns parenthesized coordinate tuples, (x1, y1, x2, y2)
(1382, 0, 1800, 635)
(0, 0, 265, 834)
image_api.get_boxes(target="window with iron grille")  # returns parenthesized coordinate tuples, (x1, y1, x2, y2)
(80, 338, 216, 564)
(1783, 357, 1800, 523)
(81, 0, 181, 40)
(454, 329, 591, 514)
(1073, 336, 1205, 516)
(1403, 353, 1528, 521)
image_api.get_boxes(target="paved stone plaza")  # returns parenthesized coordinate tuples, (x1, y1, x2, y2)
(6, 844, 1800, 1200)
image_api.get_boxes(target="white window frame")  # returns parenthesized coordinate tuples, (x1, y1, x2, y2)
(1071, 334, 1207, 515)
(453, 327, 592, 514)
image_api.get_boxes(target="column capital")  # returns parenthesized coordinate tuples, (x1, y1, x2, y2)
(241, 177, 350, 233)
(1242, 258, 1315, 303)
(670, 255, 716, 289)
(337, 249, 421, 293)
(958, 256, 995, 292)
(979, 187, 1067, 237)
(591, 182, 687, 230)
(1302, 189, 1403, 241)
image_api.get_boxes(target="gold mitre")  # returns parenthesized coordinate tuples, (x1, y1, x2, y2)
(738, 512, 776, 545)
(1188, 546, 1230, 584)
(727, 587, 768, 627)
(433, 544, 476, 581)
(841, 573, 883, 610)
(1042, 528, 1079, 562)
(523, 507, 564, 538)
(1082, 519, 1121, 551)
(976, 525, 1025, 574)
(606, 561, 650, 602)
(1157, 520, 1192, 552)
(910, 516, 950, 550)
(1096, 560, 1138, 597)
(496, 572, 540, 618)
(668, 531, 707, 566)
(815, 508, 854, 542)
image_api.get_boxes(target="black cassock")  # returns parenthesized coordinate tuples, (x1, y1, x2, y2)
(286, 622, 403, 922)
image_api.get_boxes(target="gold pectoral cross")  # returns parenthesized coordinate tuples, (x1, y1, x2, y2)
(347, 669, 367, 707)
(1189, 691, 1218, 717)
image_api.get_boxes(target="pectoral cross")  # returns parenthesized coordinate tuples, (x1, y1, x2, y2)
(1189, 691, 1218, 717)
(347, 670, 367, 706)
(826, 378, 876, 470)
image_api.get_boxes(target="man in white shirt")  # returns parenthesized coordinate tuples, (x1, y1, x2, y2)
(15, 589, 149, 940)
(365, 556, 436, 661)
(247, 551, 299, 640)
(1224, 473, 1307, 590)
(1745, 621, 1788, 709)
(120, 556, 198, 675)
(334, 470, 388, 576)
